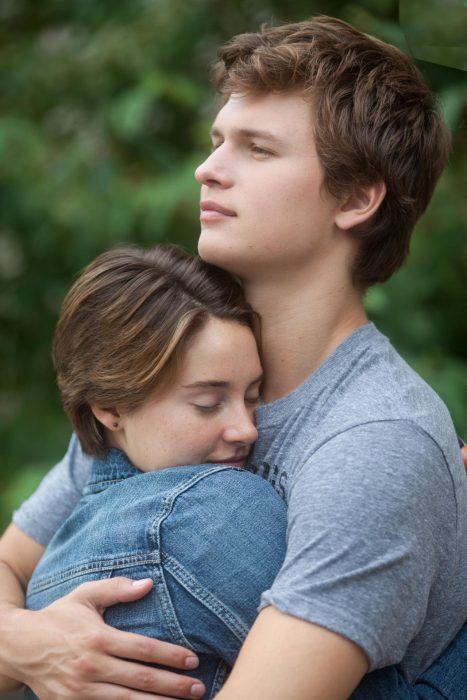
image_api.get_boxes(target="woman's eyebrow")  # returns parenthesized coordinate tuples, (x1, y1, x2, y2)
(182, 374, 263, 390)
(182, 380, 229, 389)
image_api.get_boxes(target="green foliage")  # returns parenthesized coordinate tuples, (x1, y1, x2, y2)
(1, 0, 466, 530)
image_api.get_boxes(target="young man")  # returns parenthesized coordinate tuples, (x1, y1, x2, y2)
(0, 16, 466, 700)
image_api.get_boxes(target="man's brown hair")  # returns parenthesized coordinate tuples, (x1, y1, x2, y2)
(53, 245, 258, 457)
(213, 16, 451, 288)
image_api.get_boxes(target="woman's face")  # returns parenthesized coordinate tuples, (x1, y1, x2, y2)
(113, 318, 263, 472)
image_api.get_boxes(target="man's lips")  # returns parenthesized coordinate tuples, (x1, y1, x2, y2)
(200, 201, 236, 220)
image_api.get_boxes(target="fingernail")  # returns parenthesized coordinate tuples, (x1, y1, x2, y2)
(185, 655, 199, 669)
(132, 578, 152, 589)
(190, 682, 205, 698)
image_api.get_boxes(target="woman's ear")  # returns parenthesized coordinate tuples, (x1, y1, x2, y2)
(90, 404, 122, 432)
(335, 180, 387, 231)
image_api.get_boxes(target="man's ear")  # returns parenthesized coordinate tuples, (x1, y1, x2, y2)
(335, 181, 386, 231)
(90, 404, 122, 432)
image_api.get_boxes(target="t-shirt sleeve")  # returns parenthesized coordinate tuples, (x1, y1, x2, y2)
(12, 433, 92, 546)
(260, 420, 455, 671)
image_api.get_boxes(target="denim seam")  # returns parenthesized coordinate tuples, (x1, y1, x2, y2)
(163, 552, 249, 641)
(151, 565, 193, 650)
(27, 554, 159, 593)
(145, 468, 230, 550)
(209, 660, 230, 699)
(161, 466, 236, 507)
(146, 465, 239, 559)
(84, 477, 127, 493)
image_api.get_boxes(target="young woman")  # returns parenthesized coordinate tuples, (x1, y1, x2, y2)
(23, 244, 287, 699)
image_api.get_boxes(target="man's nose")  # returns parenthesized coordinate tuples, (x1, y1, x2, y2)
(195, 147, 233, 188)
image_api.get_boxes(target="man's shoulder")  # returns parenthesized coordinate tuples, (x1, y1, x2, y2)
(295, 324, 451, 437)
(253, 324, 462, 499)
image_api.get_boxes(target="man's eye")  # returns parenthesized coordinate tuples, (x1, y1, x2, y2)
(250, 144, 272, 156)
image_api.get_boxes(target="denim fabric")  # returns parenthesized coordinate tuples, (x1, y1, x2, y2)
(351, 622, 467, 700)
(25, 449, 288, 699)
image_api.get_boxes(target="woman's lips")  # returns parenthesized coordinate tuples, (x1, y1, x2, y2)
(209, 456, 247, 468)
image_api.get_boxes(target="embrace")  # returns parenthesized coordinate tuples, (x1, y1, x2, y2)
(1, 15, 466, 700)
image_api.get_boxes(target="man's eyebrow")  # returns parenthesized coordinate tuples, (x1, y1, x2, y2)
(210, 126, 284, 145)
(182, 374, 263, 389)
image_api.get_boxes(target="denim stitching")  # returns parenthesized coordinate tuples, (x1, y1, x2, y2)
(151, 566, 193, 650)
(27, 553, 159, 593)
(163, 553, 249, 641)
(147, 465, 236, 551)
(210, 660, 230, 699)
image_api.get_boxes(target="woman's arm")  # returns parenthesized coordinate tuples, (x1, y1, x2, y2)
(0, 525, 205, 699)
(216, 606, 368, 700)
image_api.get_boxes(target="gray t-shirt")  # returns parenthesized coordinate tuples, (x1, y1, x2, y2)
(14, 323, 467, 682)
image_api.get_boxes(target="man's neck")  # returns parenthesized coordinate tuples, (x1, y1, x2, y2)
(244, 269, 367, 403)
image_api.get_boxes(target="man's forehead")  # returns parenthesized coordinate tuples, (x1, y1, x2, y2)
(211, 91, 314, 139)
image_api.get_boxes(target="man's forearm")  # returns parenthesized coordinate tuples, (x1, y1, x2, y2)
(0, 560, 28, 689)
(0, 525, 205, 699)
(216, 606, 367, 700)
(0, 524, 44, 690)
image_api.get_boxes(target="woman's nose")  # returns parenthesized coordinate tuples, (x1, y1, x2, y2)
(222, 409, 258, 445)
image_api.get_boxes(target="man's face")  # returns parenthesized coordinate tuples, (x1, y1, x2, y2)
(195, 91, 340, 281)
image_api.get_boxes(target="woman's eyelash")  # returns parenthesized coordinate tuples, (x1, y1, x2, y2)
(193, 404, 221, 414)
(245, 396, 261, 405)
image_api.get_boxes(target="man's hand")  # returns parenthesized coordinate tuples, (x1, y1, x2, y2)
(2, 577, 205, 700)
(460, 440, 467, 473)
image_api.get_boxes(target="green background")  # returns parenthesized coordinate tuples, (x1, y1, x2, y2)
(1, 0, 466, 530)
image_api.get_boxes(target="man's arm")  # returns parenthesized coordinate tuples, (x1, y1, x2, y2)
(217, 434, 467, 700)
(0, 524, 44, 692)
(216, 606, 367, 700)
(460, 442, 467, 471)
(2, 493, 206, 699)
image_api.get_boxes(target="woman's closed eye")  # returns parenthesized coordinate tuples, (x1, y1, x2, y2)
(192, 403, 222, 415)
(245, 395, 261, 407)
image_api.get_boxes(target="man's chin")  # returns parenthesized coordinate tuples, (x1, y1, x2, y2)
(198, 235, 240, 275)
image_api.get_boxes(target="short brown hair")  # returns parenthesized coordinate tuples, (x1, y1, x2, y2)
(213, 16, 451, 288)
(53, 245, 258, 457)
